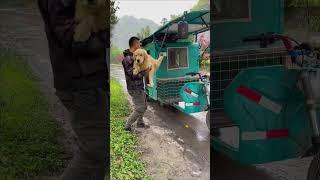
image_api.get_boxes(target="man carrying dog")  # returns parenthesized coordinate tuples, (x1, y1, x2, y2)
(38, 0, 109, 179)
(122, 37, 149, 131)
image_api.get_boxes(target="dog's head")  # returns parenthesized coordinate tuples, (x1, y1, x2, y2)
(78, 0, 105, 7)
(133, 49, 148, 75)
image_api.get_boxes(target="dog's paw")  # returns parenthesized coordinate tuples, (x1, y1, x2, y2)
(147, 83, 154, 87)
(159, 52, 167, 57)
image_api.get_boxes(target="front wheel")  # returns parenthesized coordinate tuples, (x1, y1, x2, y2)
(206, 111, 210, 130)
(307, 152, 320, 180)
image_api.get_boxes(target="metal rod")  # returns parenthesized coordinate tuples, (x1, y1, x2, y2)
(200, 16, 209, 29)
(158, 26, 170, 57)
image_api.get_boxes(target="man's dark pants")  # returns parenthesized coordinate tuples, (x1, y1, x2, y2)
(56, 88, 108, 180)
(125, 89, 147, 127)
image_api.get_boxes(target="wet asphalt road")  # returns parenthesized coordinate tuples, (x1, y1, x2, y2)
(213, 152, 275, 180)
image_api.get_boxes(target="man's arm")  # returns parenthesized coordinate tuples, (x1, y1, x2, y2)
(122, 56, 134, 77)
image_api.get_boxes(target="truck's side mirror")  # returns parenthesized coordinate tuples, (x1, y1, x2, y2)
(178, 21, 189, 39)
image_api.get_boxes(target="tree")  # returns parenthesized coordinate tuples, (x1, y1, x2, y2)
(170, 14, 179, 21)
(198, 33, 210, 58)
(168, 0, 210, 24)
(137, 26, 151, 40)
(160, 18, 168, 25)
(191, 0, 209, 11)
(110, 0, 119, 37)
(111, 47, 123, 64)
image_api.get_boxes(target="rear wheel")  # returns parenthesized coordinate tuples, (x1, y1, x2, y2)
(206, 111, 210, 130)
(307, 151, 320, 180)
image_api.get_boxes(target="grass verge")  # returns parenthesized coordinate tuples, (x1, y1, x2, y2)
(0, 51, 64, 179)
(110, 79, 149, 180)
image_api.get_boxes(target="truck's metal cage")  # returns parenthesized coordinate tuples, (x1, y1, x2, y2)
(157, 76, 199, 104)
(211, 47, 289, 126)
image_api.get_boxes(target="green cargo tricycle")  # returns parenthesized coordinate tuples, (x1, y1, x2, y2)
(140, 10, 210, 128)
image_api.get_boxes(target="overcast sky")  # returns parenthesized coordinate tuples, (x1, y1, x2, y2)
(115, 0, 198, 25)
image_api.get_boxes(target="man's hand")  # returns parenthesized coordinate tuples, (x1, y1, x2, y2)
(136, 70, 147, 78)
(134, 65, 152, 78)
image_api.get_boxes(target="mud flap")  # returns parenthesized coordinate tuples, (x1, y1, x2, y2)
(177, 82, 208, 114)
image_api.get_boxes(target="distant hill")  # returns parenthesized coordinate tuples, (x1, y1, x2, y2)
(111, 15, 159, 49)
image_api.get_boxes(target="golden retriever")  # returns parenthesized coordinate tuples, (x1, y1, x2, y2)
(73, 0, 107, 42)
(133, 49, 164, 87)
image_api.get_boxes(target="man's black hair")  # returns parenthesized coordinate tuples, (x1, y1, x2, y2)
(129, 37, 140, 48)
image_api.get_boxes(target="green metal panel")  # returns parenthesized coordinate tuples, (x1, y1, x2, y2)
(143, 42, 157, 58)
(146, 83, 157, 101)
(212, 0, 284, 50)
(222, 66, 311, 164)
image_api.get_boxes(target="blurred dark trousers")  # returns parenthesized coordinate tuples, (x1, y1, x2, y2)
(125, 90, 147, 127)
(55, 88, 109, 180)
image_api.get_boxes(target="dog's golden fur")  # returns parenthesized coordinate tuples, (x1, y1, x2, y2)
(133, 49, 164, 87)
(74, 0, 107, 42)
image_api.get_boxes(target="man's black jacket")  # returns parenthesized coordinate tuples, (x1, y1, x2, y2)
(38, 0, 109, 91)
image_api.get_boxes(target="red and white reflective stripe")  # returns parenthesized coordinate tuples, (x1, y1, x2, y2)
(242, 129, 289, 140)
(184, 88, 199, 98)
(178, 101, 200, 109)
(185, 102, 200, 106)
(237, 85, 282, 114)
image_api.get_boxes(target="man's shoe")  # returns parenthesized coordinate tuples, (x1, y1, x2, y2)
(124, 125, 132, 131)
(136, 122, 150, 128)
